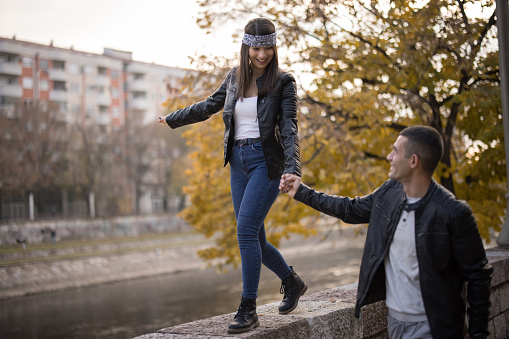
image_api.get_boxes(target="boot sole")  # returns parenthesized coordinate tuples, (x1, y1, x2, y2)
(279, 284, 308, 315)
(227, 320, 260, 334)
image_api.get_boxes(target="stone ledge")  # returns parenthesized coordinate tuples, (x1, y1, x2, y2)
(134, 248, 509, 339)
(134, 283, 388, 339)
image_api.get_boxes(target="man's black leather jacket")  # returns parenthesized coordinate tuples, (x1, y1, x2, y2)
(294, 179, 492, 339)
(164, 67, 301, 180)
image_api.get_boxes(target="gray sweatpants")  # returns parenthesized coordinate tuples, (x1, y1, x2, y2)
(387, 314, 432, 339)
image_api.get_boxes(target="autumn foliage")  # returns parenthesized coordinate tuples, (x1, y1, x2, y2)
(166, 0, 503, 267)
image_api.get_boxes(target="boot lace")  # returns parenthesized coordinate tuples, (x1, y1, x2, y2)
(234, 299, 250, 319)
(280, 281, 294, 296)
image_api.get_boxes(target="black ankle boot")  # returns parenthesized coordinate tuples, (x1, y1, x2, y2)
(227, 297, 259, 333)
(278, 266, 308, 314)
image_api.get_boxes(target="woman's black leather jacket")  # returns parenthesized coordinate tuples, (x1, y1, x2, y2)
(294, 179, 492, 339)
(164, 67, 301, 180)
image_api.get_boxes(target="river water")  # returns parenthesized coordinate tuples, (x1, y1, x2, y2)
(0, 230, 365, 339)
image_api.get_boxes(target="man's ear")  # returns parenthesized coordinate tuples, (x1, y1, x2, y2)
(410, 154, 419, 169)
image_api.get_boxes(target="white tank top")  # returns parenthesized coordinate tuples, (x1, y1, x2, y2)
(234, 96, 260, 140)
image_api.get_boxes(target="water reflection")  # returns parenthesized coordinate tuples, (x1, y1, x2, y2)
(0, 235, 365, 339)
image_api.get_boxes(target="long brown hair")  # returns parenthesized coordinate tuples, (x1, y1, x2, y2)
(236, 18, 280, 99)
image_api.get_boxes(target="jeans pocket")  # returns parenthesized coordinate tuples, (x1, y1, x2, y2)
(251, 142, 264, 153)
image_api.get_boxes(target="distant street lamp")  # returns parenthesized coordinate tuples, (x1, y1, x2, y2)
(496, 0, 509, 248)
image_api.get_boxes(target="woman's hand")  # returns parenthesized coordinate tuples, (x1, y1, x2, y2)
(279, 174, 301, 197)
(158, 116, 166, 124)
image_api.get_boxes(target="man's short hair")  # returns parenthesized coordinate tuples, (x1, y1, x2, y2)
(399, 126, 444, 175)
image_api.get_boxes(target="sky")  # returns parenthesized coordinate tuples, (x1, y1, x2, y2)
(0, 0, 242, 69)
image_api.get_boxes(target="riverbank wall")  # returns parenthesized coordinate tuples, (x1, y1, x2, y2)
(0, 215, 188, 246)
(134, 247, 509, 339)
(0, 215, 212, 299)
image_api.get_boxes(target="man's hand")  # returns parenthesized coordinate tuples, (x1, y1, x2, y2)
(279, 174, 301, 198)
(158, 116, 166, 124)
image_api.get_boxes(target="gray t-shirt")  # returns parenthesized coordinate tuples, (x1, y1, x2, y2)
(384, 197, 428, 322)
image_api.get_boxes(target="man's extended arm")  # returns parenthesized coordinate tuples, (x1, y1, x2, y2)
(280, 174, 372, 224)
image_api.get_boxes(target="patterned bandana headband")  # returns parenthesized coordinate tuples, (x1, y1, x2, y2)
(242, 32, 277, 47)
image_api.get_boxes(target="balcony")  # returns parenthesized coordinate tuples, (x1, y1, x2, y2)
(0, 62, 22, 76)
(95, 75, 110, 87)
(131, 98, 148, 110)
(49, 90, 68, 101)
(129, 80, 148, 92)
(48, 69, 68, 81)
(126, 63, 148, 74)
(0, 84, 22, 97)
(97, 94, 111, 106)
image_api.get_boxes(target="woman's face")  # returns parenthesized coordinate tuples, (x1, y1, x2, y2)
(248, 46, 274, 72)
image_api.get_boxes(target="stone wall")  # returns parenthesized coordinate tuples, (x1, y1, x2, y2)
(134, 247, 509, 339)
(0, 215, 189, 246)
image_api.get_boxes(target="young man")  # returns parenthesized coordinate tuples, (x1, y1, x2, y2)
(280, 126, 492, 338)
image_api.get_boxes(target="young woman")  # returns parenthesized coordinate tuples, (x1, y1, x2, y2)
(159, 17, 307, 334)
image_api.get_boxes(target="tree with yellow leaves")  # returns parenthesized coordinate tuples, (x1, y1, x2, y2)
(167, 0, 502, 267)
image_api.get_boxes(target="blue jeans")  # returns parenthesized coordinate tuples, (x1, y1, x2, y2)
(230, 142, 292, 299)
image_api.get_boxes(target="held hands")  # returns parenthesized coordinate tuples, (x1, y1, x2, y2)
(279, 174, 301, 198)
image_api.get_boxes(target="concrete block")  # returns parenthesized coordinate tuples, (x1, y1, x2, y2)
(261, 299, 359, 339)
(360, 301, 388, 338)
(490, 281, 509, 316)
(487, 248, 509, 287)
(488, 318, 496, 339)
(157, 310, 310, 339)
(491, 312, 509, 339)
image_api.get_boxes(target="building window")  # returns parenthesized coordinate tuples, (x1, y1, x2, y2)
(111, 70, 119, 79)
(53, 81, 66, 91)
(70, 83, 79, 92)
(22, 57, 32, 67)
(82, 66, 93, 74)
(22, 77, 33, 89)
(111, 87, 119, 99)
(39, 59, 49, 72)
(40, 79, 49, 91)
(98, 67, 107, 75)
(133, 91, 145, 99)
(112, 106, 119, 118)
(52, 60, 65, 70)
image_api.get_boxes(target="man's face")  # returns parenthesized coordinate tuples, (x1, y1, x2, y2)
(386, 135, 412, 182)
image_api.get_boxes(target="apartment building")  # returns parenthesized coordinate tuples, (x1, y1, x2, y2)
(0, 36, 188, 220)
(0, 36, 186, 129)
